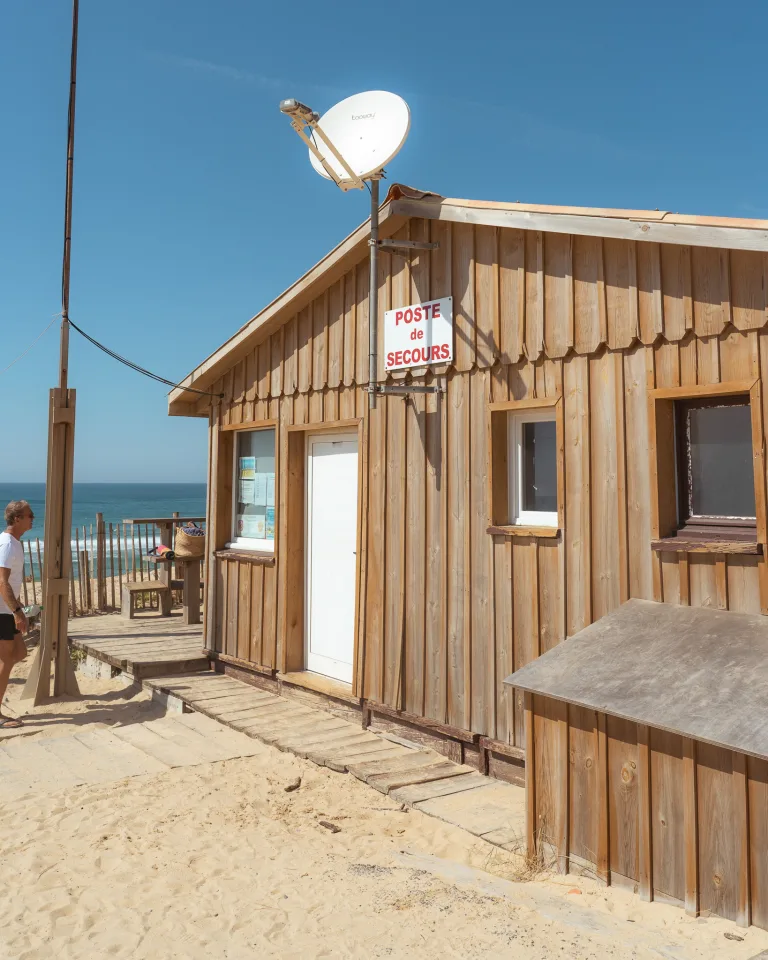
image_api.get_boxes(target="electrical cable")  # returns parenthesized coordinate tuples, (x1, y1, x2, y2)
(67, 319, 224, 397)
(0, 313, 61, 375)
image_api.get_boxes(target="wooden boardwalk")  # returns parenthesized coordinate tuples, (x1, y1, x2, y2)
(69, 613, 207, 680)
(146, 672, 526, 850)
(0, 713, 262, 801)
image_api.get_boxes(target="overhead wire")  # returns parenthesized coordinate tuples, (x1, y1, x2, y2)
(0, 313, 61, 375)
(67, 319, 223, 398)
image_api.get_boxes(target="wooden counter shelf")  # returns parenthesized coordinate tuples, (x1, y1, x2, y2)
(487, 525, 561, 539)
(214, 549, 276, 565)
(651, 538, 762, 555)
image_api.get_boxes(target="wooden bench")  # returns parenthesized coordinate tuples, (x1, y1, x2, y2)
(121, 581, 172, 619)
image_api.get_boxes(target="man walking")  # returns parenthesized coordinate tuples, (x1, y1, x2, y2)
(0, 501, 33, 727)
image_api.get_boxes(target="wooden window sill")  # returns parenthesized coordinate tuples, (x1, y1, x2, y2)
(651, 538, 763, 556)
(280, 670, 358, 704)
(487, 524, 561, 539)
(215, 549, 276, 565)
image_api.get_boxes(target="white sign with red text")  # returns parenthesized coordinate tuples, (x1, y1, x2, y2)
(384, 296, 453, 371)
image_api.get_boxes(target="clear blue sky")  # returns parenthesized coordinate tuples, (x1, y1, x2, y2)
(3, 0, 767, 482)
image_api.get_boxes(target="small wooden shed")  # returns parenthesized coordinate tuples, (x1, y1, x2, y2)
(170, 185, 768, 924)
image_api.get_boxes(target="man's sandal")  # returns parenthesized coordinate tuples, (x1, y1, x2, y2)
(0, 716, 23, 729)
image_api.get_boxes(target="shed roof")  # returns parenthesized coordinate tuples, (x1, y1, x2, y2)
(168, 186, 768, 415)
(506, 599, 768, 761)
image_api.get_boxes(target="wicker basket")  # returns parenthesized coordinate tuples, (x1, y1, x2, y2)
(174, 524, 206, 559)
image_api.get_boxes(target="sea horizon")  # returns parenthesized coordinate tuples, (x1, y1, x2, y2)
(0, 481, 208, 547)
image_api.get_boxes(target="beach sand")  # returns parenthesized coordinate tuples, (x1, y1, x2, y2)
(2, 656, 768, 959)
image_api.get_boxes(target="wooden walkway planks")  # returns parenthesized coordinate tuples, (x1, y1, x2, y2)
(0, 713, 263, 801)
(69, 613, 207, 679)
(144, 670, 525, 854)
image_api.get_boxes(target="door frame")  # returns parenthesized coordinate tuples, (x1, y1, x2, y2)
(304, 430, 359, 683)
(280, 418, 365, 693)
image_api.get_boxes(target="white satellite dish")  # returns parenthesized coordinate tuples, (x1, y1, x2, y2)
(280, 89, 427, 412)
(308, 91, 410, 183)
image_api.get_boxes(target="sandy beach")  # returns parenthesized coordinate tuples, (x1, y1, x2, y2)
(2, 655, 768, 960)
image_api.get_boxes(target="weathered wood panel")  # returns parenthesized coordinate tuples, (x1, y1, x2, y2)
(530, 696, 768, 929)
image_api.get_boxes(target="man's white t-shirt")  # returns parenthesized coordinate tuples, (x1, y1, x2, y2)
(0, 531, 24, 616)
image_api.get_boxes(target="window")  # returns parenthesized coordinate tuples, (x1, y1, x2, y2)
(675, 397, 756, 538)
(488, 399, 562, 534)
(231, 428, 276, 551)
(649, 380, 765, 550)
(508, 410, 558, 527)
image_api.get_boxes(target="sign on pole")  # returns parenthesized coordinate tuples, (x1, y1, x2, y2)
(384, 296, 453, 372)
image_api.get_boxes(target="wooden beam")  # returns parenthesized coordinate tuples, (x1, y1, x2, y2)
(390, 197, 768, 254)
(525, 692, 536, 863)
(488, 395, 560, 412)
(650, 379, 757, 401)
(637, 723, 654, 902)
(597, 711, 610, 885)
(683, 737, 699, 917)
(733, 750, 752, 928)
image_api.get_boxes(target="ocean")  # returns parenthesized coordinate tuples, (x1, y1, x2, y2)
(0, 483, 207, 577)
(0, 483, 207, 543)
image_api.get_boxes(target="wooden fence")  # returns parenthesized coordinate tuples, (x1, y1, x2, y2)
(21, 514, 206, 617)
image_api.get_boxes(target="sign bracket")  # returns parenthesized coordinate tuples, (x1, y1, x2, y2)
(375, 379, 447, 397)
(377, 238, 439, 253)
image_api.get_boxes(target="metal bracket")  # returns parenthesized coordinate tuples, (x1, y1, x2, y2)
(377, 239, 439, 253)
(373, 377, 447, 397)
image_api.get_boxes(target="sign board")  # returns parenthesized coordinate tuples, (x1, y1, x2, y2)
(384, 296, 453, 371)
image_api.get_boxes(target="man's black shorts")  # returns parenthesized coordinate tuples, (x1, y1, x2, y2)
(0, 614, 18, 641)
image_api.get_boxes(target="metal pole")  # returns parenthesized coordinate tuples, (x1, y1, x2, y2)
(59, 0, 79, 393)
(368, 178, 379, 409)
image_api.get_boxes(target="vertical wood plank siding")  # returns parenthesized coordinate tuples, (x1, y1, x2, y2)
(203, 218, 768, 748)
(529, 694, 768, 929)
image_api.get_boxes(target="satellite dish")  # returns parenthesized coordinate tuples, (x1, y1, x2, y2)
(308, 91, 410, 183)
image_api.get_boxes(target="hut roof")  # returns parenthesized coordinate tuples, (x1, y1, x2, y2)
(169, 186, 768, 415)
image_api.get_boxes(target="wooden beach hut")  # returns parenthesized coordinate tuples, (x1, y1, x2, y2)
(170, 185, 768, 927)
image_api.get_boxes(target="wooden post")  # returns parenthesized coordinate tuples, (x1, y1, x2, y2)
(637, 723, 654, 902)
(68, 536, 76, 617)
(21, 389, 80, 703)
(525, 692, 537, 862)
(182, 558, 202, 625)
(109, 522, 115, 609)
(683, 737, 699, 917)
(74, 528, 81, 613)
(84, 550, 92, 610)
(117, 522, 123, 597)
(25, 541, 36, 605)
(96, 512, 106, 610)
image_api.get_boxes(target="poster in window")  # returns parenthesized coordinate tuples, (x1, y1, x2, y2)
(253, 474, 268, 507)
(239, 456, 256, 480)
(240, 514, 266, 539)
(266, 474, 275, 508)
(265, 506, 275, 540)
(238, 479, 256, 505)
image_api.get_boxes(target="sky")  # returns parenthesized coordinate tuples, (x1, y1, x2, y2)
(2, 0, 768, 482)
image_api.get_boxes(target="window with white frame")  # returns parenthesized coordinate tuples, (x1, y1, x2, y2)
(508, 410, 558, 527)
(231, 428, 276, 551)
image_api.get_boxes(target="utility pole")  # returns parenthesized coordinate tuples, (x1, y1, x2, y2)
(22, 0, 81, 703)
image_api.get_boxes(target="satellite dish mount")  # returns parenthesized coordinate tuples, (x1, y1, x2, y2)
(280, 91, 440, 406)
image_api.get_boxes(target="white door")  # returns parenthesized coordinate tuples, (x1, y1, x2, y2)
(305, 433, 359, 683)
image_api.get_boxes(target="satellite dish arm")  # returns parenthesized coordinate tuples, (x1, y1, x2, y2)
(287, 117, 365, 191)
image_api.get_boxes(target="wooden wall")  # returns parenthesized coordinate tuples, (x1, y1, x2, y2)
(201, 217, 768, 747)
(527, 692, 767, 928)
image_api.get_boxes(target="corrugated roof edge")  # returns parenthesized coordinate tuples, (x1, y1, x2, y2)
(168, 186, 768, 416)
